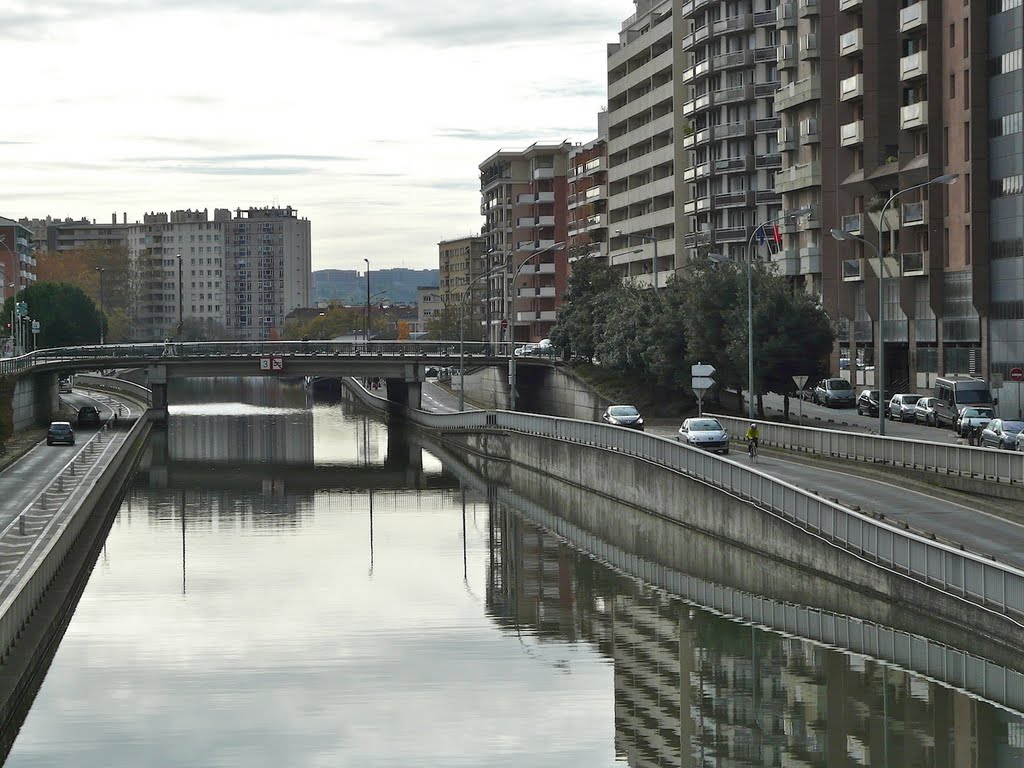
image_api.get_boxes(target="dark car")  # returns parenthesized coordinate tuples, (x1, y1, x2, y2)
(955, 406, 994, 438)
(47, 421, 75, 446)
(979, 419, 1024, 450)
(77, 405, 102, 428)
(601, 405, 644, 430)
(813, 378, 855, 408)
(856, 389, 880, 416)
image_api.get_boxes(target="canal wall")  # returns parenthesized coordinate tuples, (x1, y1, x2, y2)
(0, 409, 154, 735)
(463, 363, 610, 419)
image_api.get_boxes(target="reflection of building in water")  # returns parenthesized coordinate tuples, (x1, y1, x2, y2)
(169, 410, 314, 464)
(488, 505, 1023, 767)
(129, 487, 311, 531)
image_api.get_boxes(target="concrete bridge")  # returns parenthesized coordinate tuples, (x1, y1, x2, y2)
(0, 340, 557, 427)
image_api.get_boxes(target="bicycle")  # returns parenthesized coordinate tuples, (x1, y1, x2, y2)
(747, 438, 758, 462)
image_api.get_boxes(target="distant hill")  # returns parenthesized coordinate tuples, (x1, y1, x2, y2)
(313, 268, 438, 305)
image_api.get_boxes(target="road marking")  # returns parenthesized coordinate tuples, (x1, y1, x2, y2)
(767, 454, 1024, 532)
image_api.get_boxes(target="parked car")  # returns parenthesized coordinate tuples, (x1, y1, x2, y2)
(813, 378, 855, 408)
(955, 406, 994, 438)
(513, 343, 537, 357)
(979, 419, 1024, 450)
(58, 376, 73, 393)
(932, 375, 995, 428)
(913, 396, 940, 426)
(47, 421, 75, 446)
(888, 393, 922, 422)
(601, 405, 644, 430)
(856, 389, 880, 417)
(677, 417, 730, 454)
(77, 405, 102, 428)
(1016, 431, 1024, 452)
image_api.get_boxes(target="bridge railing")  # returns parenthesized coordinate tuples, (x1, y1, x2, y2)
(711, 414, 1024, 486)
(0, 340, 518, 378)
(401, 405, 1024, 627)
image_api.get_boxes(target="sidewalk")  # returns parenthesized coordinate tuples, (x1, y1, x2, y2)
(0, 426, 47, 473)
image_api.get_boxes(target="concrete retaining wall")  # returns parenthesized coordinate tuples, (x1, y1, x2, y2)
(10, 374, 57, 431)
(463, 363, 610, 419)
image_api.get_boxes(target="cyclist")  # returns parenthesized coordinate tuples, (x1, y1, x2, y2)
(744, 422, 760, 458)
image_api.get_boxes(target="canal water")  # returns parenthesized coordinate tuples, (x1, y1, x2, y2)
(3, 380, 1022, 767)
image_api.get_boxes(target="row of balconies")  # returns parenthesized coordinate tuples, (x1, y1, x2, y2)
(775, 77, 821, 111)
(680, 13, 754, 49)
(515, 191, 556, 205)
(839, 204, 929, 237)
(515, 216, 556, 228)
(681, 188, 782, 215)
(843, 251, 929, 281)
(567, 213, 606, 236)
(568, 156, 605, 182)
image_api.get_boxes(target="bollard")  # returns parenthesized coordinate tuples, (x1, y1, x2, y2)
(18, 515, 24, 535)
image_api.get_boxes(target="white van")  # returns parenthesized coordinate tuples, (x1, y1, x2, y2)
(932, 375, 995, 428)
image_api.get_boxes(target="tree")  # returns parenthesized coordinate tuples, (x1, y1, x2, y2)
(550, 257, 621, 362)
(36, 243, 133, 342)
(3, 282, 102, 348)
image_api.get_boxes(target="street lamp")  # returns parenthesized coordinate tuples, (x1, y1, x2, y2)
(95, 266, 106, 345)
(507, 241, 564, 411)
(745, 207, 814, 419)
(364, 258, 371, 344)
(176, 252, 183, 342)
(459, 264, 507, 411)
(615, 230, 660, 289)
(832, 172, 957, 436)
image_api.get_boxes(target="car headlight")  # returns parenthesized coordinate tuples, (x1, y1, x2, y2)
(636, 418, 643, 425)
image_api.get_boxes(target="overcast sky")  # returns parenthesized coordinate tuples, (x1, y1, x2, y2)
(1, 0, 627, 272)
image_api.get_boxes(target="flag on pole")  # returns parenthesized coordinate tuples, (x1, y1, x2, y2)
(756, 225, 765, 246)
(772, 224, 783, 246)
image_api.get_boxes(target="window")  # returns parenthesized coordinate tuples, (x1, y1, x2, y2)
(964, 19, 969, 55)
(965, 173, 971, 210)
(964, 122, 971, 160)
(949, 73, 956, 98)
(963, 72, 970, 106)
(949, 23, 955, 47)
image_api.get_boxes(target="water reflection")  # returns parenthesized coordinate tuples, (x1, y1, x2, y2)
(1, 379, 1021, 767)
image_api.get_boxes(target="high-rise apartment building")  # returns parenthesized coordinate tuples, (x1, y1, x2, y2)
(479, 142, 571, 343)
(224, 207, 312, 341)
(606, 1, 687, 286)
(437, 235, 488, 339)
(679, 0, 785, 263)
(568, 116, 611, 267)
(0, 216, 36, 301)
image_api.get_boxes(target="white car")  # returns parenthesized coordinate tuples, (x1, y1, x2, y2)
(677, 417, 729, 454)
(888, 393, 922, 422)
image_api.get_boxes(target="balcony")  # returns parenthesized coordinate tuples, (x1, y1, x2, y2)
(680, 25, 710, 49)
(753, 10, 776, 27)
(900, 101, 928, 129)
(754, 81, 781, 98)
(899, 0, 927, 33)
(533, 167, 555, 181)
(519, 261, 556, 275)
(754, 46, 776, 63)
(715, 226, 751, 243)
(682, 197, 711, 215)
(715, 121, 753, 139)
(799, 33, 819, 59)
(778, 43, 796, 69)
(714, 156, 752, 174)
(901, 251, 928, 276)
(800, 244, 822, 273)
(714, 190, 752, 208)
(899, 51, 926, 81)
(777, 2, 796, 27)
(755, 190, 783, 205)
(682, 58, 712, 83)
(771, 249, 800, 276)
(516, 286, 557, 299)
(755, 153, 783, 169)
(536, 191, 555, 203)
(775, 77, 820, 111)
(842, 213, 863, 235)
(713, 14, 752, 35)
(843, 258, 864, 281)
(799, 0, 818, 15)
(840, 120, 864, 146)
(840, 28, 863, 56)
(681, 92, 713, 116)
(839, 0, 862, 9)
(774, 161, 821, 193)
(713, 49, 752, 70)
(800, 118, 820, 144)
(682, 162, 710, 181)
(839, 73, 863, 101)
(516, 310, 557, 323)
(902, 200, 927, 226)
(778, 125, 797, 151)
(714, 83, 753, 105)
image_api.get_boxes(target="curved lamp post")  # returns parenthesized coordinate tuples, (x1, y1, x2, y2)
(95, 266, 106, 345)
(508, 241, 564, 411)
(832, 172, 957, 436)
(459, 263, 508, 411)
(745, 207, 814, 420)
(614, 229, 659, 289)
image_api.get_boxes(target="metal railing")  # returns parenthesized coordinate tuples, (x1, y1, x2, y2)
(387, 402, 1024, 627)
(711, 414, 1024, 486)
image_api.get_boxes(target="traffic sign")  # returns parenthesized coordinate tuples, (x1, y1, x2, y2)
(792, 374, 809, 389)
(691, 376, 715, 391)
(691, 363, 715, 377)
(259, 355, 284, 372)
(1011, 368, 1024, 382)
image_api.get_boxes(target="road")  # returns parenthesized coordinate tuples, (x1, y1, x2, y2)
(419, 380, 1024, 571)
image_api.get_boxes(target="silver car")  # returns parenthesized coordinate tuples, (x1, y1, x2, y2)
(678, 417, 730, 454)
(913, 396, 939, 426)
(888, 393, 922, 422)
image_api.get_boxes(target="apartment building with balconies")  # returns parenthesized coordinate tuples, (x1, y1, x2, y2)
(568, 122, 610, 268)
(478, 142, 571, 342)
(224, 206, 311, 342)
(678, 0, 785, 265)
(438, 235, 488, 340)
(606, 0, 686, 287)
(0, 216, 36, 303)
(827, 0, 996, 393)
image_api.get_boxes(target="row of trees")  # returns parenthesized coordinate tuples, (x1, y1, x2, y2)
(549, 255, 836, 418)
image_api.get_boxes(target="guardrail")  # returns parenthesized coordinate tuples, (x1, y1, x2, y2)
(711, 414, 1024, 486)
(74, 374, 153, 406)
(386, 401, 1024, 628)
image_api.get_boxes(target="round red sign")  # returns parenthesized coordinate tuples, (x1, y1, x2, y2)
(1010, 367, 1024, 382)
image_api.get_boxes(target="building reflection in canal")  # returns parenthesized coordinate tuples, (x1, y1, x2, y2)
(1, 378, 1020, 767)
